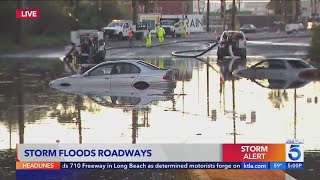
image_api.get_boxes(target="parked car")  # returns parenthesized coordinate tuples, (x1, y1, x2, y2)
(240, 24, 257, 33)
(49, 60, 177, 91)
(285, 23, 300, 34)
(217, 31, 247, 60)
(232, 58, 317, 80)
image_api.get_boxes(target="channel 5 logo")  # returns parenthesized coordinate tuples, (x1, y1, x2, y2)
(286, 139, 304, 162)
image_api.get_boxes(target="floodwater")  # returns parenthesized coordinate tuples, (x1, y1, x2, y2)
(0, 57, 320, 179)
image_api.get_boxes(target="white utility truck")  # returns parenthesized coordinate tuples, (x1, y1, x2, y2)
(102, 19, 149, 41)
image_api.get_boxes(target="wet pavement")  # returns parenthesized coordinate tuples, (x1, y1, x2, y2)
(0, 32, 311, 59)
(0, 54, 320, 179)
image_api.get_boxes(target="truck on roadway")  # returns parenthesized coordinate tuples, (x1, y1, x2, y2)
(102, 19, 150, 41)
(159, 18, 186, 38)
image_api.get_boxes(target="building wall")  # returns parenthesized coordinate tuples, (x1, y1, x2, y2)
(155, 0, 193, 15)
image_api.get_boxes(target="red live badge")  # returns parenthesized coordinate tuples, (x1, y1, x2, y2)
(16, 9, 40, 19)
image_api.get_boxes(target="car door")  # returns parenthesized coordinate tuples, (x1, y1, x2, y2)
(82, 63, 114, 93)
(110, 62, 141, 88)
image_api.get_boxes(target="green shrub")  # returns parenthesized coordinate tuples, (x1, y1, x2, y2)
(310, 25, 320, 62)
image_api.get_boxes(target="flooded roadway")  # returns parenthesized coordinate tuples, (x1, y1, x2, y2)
(0, 57, 320, 179)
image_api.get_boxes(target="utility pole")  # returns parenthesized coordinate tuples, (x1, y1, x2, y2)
(132, 109, 138, 144)
(283, 0, 287, 23)
(231, 0, 236, 30)
(76, 95, 82, 144)
(311, 0, 314, 15)
(292, 0, 297, 22)
(132, 0, 138, 25)
(16, 63, 24, 144)
(206, 0, 210, 32)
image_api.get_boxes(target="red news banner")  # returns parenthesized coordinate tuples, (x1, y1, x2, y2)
(223, 144, 286, 162)
(16, 9, 40, 19)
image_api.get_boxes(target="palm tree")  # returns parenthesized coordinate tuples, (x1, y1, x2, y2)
(268, 90, 289, 109)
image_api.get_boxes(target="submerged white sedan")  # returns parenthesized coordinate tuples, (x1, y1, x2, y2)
(49, 60, 177, 92)
(251, 78, 311, 89)
(232, 58, 317, 80)
(87, 86, 175, 109)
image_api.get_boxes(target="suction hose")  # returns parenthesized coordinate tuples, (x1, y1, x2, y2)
(171, 39, 239, 75)
(171, 42, 219, 58)
(228, 44, 237, 71)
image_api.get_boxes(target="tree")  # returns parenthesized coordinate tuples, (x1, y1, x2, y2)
(266, 0, 301, 22)
(268, 90, 289, 109)
(309, 25, 320, 62)
(132, 0, 139, 24)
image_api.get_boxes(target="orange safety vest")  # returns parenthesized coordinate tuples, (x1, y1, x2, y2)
(129, 31, 133, 39)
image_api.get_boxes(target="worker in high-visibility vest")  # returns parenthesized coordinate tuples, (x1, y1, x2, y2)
(128, 28, 134, 48)
(307, 21, 313, 30)
(183, 21, 187, 38)
(158, 57, 164, 68)
(157, 25, 166, 44)
(146, 29, 152, 48)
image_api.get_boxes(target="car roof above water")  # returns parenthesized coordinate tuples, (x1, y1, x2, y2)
(264, 58, 305, 61)
(100, 60, 143, 64)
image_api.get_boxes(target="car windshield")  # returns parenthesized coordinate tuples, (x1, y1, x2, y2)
(137, 61, 160, 70)
(287, 60, 313, 69)
(107, 22, 124, 27)
(160, 20, 175, 26)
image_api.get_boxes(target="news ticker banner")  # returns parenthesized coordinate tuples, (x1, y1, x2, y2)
(16, 162, 304, 170)
(16, 140, 304, 170)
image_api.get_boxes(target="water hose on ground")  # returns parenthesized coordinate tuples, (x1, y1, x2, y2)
(171, 42, 219, 58)
(228, 44, 237, 71)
